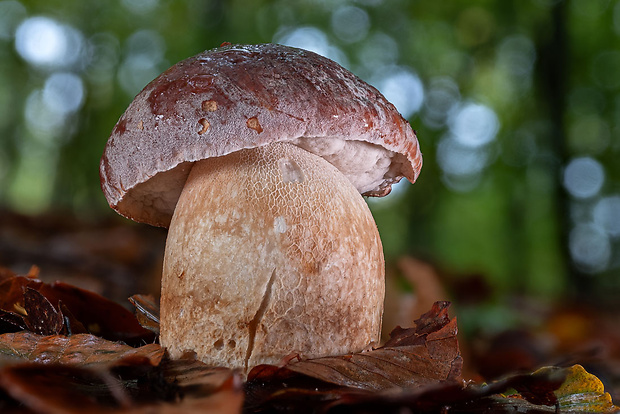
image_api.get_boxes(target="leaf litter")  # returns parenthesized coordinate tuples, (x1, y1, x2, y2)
(0, 266, 617, 413)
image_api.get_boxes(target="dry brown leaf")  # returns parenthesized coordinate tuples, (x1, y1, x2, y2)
(320, 363, 588, 413)
(248, 301, 462, 392)
(0, 275, 154, 345)
(23, 288, 65, 336)
(159, 357, 235, 393)
(397, 256, 449, 327)
(0, 362, 243, 414)
(0, 363, 131, 414)
(0, 332, 163, 368)
(129, 294, 160, 335)
(0, 309, 26, 333)
(58, 301, 89, 335)
(132, 365, 243, 414)
(0, 333, 242, 413)
(127, 387, 244, 414)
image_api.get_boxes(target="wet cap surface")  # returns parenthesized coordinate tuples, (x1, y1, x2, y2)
(100, 43, 422, 227)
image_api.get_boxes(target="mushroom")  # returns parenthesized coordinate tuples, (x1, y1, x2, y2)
(100, 43, 422, 372)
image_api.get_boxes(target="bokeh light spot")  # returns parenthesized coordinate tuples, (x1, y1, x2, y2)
(15, 16, 84, 69)
(371, 66, 424, 119)
(593, 195, 620, 238)
(118, 55, 161, 97)
(43, 72, 85, 115)
(24, 90, 65, 139)
(124, 29, 165, 62)
(448, 102, 499, 148)
(441, 171, 483, 193)
(88, 32, 121, 73)
(437, 134, 489, 177)
(274, 26, 348, 67)
(563, 156, 605, 199)
(118, 30, 165, 96)
(331, 5, 370, 44)
(497, 34, 536, 78)
(358, 32, 398, 72)
(422, 77, 460, 129)
(569, 223, 611, 273)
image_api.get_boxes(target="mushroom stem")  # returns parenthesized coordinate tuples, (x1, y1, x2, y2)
(161, 141, 384, 371)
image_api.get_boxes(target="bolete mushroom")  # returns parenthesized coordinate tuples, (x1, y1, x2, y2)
(100, 43, 422, 372)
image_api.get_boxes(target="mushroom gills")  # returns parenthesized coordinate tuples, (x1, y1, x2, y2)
(292, 136, 409, 195)
(161, 141, 385, 372)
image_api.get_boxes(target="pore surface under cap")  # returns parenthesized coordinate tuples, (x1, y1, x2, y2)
(100, 43, 422, 227)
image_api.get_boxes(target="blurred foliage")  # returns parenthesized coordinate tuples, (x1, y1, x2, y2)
(0, 0, 619, 307)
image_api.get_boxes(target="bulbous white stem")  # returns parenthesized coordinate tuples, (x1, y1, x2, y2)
(161, 141, 384, 372)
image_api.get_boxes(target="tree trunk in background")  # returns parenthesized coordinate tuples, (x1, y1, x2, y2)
(537, 1, 589, 298)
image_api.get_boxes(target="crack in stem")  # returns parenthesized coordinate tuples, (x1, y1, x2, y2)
(245, 268, 277, 371)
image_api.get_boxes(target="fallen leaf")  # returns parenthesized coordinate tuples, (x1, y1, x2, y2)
(23, 288, 64, 336)
(245, 301, 463, 413)
(551, 364, 618, 412)
(0, 260, 616, 414)
(58, 301, 89, 335)
(506, 365, 566, 407)
(396, 257, 450, 330)
(245, 304, 620, 413)
(248, 301, 462, 392)
(0, 267, 15, 283)
(0, 274, 154, 345)
(0, 363, 132, 413)
(0, 345, 242, 414)
(0, 309, 26, 333)
(158, 357, 236, 394)
(129, 294, 160, 335)
(0, 332, 163, 368)
(0, 362, 244, 414)
(132, 384, 244, 414)
(318, 363, 614, 413)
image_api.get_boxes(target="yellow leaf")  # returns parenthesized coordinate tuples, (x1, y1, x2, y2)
(544, 364, 618, 413)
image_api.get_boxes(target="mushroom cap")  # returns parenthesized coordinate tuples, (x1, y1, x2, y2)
(100, 43, 422, 227)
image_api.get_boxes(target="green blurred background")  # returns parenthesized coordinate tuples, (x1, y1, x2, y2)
(0, 0, 618, 317)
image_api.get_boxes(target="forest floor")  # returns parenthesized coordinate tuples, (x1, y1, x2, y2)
(0, 210, 618, 413)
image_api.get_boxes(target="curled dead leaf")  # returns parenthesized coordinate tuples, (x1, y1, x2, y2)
(23, 287, 65, 336)
(129, 294, 160, 335)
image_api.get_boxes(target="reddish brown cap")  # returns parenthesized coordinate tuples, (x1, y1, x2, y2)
(100, 43, 422, 227)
